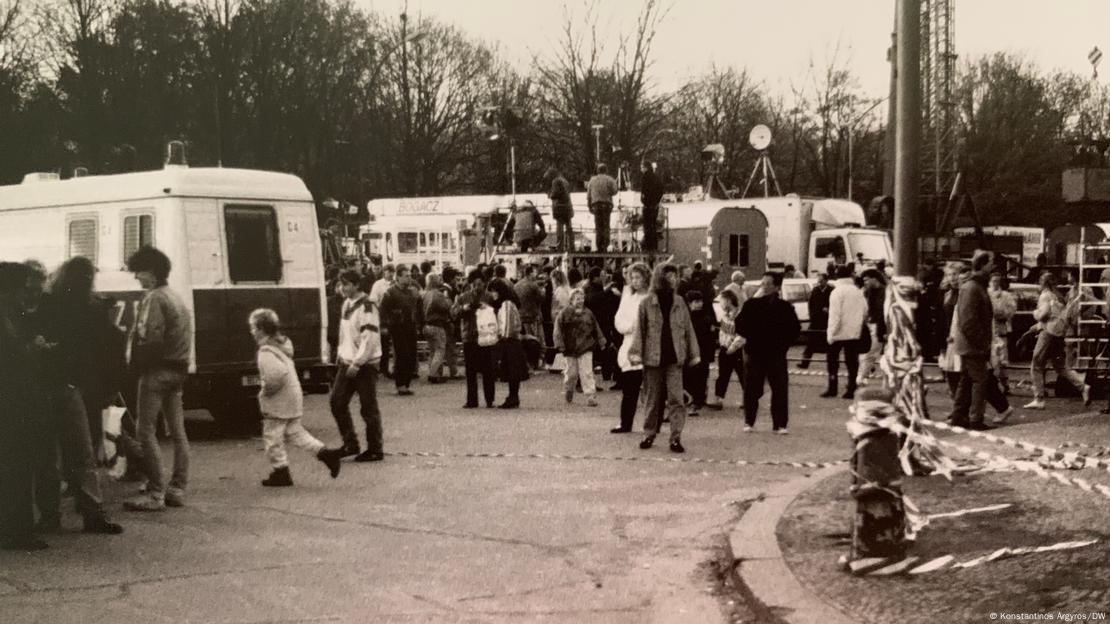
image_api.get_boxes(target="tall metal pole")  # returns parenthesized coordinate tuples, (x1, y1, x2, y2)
(894, 0, 921, 275)
(847, 128, 854, 202)
(510, 140, 517, 203)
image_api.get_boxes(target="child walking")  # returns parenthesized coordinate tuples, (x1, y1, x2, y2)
(554, 289, 607, 406)
(250, 309, 344, 487)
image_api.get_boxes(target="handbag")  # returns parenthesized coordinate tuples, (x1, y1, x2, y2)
(476, 305, 499, 347)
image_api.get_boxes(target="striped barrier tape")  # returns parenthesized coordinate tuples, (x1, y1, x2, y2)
(788, 368, 946, 383)
(918, 419, 1110, 475)
(383, 450, 847, 470)
(846, 539, 1100, 577)
(885, 421, 1110, 501)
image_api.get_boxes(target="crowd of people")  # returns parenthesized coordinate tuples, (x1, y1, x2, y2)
(3, 238, 1102, 553)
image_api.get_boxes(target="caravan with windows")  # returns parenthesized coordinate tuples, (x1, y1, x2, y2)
(0, 163, 330, 432)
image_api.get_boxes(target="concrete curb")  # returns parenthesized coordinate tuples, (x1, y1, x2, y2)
(727, 464, 852, 624)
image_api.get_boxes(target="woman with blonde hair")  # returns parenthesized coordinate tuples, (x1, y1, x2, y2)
(611, 262, 651, 433)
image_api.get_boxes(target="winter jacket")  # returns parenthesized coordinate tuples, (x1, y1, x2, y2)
(827, 278, 867, 343)
(549, 175, 573, 222)
(615, 286, 647, 371)
(641, 168, 665, 206)
(1034, 290, 1068, 337)
(717, 308, 744, 352)
(586, 174, 618, 207)
(497, 300, 523, 340)
(514, 277, 545, 324)
(628, 290, 700, 368)
(688, 307, 717, 361)
(554, 306, 607, 357)
(509, 205, 546, 245)
(130, 286, 192, 375)
(380, 283, 421, 331)
(737, 294, 800, 357)
(807, 283, 834, 331)
(989, 288, 1017, 337)
(336, 295, 381, 367)
(585, 283, 617, 340)
(954, 269, 992, 358)
(452, 288, 484, 344)
(257, 336, 303, 419)
(422, 287, 452, 328)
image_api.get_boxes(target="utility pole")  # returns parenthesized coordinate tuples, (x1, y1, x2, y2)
(592, 124, 604, 166)
(894, 0, 921, 275)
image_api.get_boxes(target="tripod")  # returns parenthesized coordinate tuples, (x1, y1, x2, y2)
(741, 150, 783, 198)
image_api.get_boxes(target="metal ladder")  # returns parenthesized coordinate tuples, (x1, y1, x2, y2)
(1068, 227, 1110, 378)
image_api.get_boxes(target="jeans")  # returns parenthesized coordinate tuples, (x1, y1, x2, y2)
(642, 204, 659, 252)
(643, 365, 685, 441)
(564, 352, 596, 396)
(714, 348, 745, 400)
(464, 342, 496, 407)
(618, 370, 643, 430)
(424, 325, 447, 379)
(390, 325, 418, 389)
(136, 368, 189, 497)
(743, 350, 789, 429)
(34, 385, 107, 521)
(826, 339, 860, 392)
(329, 363, 382, 453)
(591, 202, 612, 252)
(1031, 332, 1085, 400)
(950, 355, 989, 424)
(556, 218, 574, 252)
(444, 326, 459, 377)
(262, 417, 324, 469)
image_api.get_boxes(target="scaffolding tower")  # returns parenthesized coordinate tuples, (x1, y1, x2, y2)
(920, 0, 959, 220)
(1068, 230, 1110, 388)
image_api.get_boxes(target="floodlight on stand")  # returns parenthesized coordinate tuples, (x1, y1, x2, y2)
(749, 124, 772, 151)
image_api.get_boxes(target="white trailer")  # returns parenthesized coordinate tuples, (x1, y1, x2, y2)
(0, 165, 330, 432)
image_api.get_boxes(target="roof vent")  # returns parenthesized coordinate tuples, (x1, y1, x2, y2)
(165, 140, 188, 168)
(73, 167, 89, 178)
(21, 172, 61, 184)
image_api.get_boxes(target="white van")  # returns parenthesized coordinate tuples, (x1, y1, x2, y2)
(0, 163, 329, 432)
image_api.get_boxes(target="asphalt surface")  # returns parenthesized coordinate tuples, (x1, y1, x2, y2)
(0, 366, 857, 624)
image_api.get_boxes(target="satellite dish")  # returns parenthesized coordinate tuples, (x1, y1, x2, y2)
(749, 125, 772, 151)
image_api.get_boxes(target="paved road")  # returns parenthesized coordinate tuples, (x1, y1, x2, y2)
(0, 367, 862, 624)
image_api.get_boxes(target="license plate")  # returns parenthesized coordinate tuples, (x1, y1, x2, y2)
(241, 375, 260, 387)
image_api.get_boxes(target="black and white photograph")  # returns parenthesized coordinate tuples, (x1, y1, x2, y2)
(0, 0, 1109, 622)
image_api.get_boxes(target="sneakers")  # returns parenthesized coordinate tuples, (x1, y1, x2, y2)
(317, 448, 344, 478)
(1023, 399, 1046, 410)
(261, 467, 293, 487)
(165, 488, 186, 508)
(669, 438, 685, 453)
(742, 425, 755, 433)
(992, 407, 1015, 425)
(639, 434, 656, 450)
(124, 493, 166, 512)
(1083, 384, 1092, 406)
(586, 397, 598, 407)
(773, 428, 790, 435)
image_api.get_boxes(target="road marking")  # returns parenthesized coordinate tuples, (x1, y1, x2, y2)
(384, 450, 847, 469)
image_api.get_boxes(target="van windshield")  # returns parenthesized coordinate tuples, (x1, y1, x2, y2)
(848, 232, 891, 262)
(225, 205, 282, 283)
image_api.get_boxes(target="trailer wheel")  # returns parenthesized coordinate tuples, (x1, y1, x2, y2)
(208, 394, 262, 439)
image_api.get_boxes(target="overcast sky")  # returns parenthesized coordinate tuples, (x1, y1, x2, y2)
(358, 0, 1109, 98)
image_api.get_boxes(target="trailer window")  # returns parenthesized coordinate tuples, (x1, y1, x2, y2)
(67, 217, 98, 263)
(398, 232, 418, 254)
(728, 234, 749, 266)
(225, 205, 282, 283)
(123, 214, 154, 261)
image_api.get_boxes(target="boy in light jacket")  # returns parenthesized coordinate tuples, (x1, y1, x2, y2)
(554, 289, 607, 406)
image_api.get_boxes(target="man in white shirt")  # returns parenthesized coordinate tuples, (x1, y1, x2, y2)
(368, 264, 394, 377)
(824, 265, 868, 399)
(329, 270, 384, 462)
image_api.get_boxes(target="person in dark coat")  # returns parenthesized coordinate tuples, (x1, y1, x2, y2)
(799, 272, 833, 368)
(486, 278, 528, 409)
(29, 257, 124, 535)
(947, 251, 996, 430)
(737, 272, 801, 433)
(0, 262, 48, 551)
(682, 290, 716, 413)
(379, 265, 422, 396)
(452, 270, 496, 408)
(584, 267, 618, 383)
(640, 161, 665, 252)
(547, 167, 574, 252)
